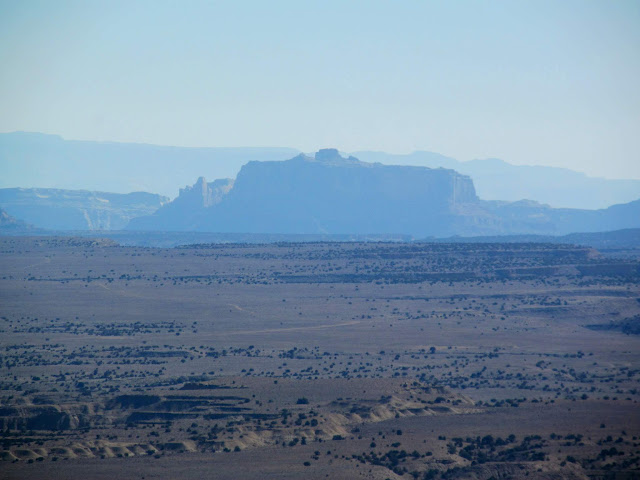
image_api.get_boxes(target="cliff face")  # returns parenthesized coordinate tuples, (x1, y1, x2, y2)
(451, 198, 640, 237)
(352, 150, 640, 210)
(201, 149, 478, 235)
(0, 208, 34, 232)
(0, 188, 168, 231)
(129, 149, 480, 236)
(125, 149, 640, 236)
(229, 149, 478, 208)
(127, 178, 234, 231)
(176, 177, 234, 209)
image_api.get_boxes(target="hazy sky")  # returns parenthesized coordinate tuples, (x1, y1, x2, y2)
(1, 0, 639, 179)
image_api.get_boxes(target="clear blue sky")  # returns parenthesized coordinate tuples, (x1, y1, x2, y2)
(1, 0, 639, 178)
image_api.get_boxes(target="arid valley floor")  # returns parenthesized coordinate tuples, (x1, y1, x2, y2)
(0, 238, 639, 479)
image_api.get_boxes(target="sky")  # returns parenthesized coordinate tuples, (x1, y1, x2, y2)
(1, 0, 639, 179)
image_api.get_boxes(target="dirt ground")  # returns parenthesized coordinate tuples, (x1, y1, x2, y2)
(1, 238, 638, 479)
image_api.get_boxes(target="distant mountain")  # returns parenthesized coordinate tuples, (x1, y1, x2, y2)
(0, 132, 299, 198)
(129, 149, 479, 236)
(476, 198, 640, 236)
(129, 177, 234, 231)
(128, 149, 640, 237)
(3, 132, 638, 209)
(351, 151, 640, 209)
(0, 188, 168, 230)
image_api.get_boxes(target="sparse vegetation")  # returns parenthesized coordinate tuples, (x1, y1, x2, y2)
(0, 238, 638, 478)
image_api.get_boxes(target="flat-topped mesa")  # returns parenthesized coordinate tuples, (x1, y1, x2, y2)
(188, 149, 481, 236)
(124, 147, 640, 235)
(127, 149, 482, 235)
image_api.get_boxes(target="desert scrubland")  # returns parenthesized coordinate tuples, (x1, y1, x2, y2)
(0, 238, 639, 479)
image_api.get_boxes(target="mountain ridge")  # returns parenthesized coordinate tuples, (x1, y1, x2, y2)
(351, 151, 640, 209)
(3, 132, 639, 208)
(0, 187, 168, 231)
(127, 149, 640, 237)
(128, 149, 480, 236)
(0, 132, 299, 198)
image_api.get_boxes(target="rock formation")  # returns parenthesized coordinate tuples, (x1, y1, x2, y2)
(0, 188, 168, 231)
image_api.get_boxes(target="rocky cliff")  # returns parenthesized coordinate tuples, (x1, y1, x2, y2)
(129, 149, 480, 236)
(0, 208, 35, 232)
(0, 188, 168, 231)
(126, 149, 640, 237)
(127, 178, 234, 231)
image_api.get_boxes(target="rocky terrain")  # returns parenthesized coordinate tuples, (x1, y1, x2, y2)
(128, 149, 479, 236)
(0, 188, 168, 231)
(352, 151, 640, 210)
(128, 177, 234, 231)
(3, 144, 640, 237)
(0, 208, 35, 233)
(3, 132, 639, 210)
(127, 149, 640, 237)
